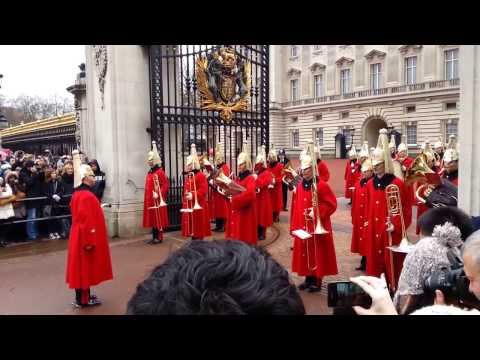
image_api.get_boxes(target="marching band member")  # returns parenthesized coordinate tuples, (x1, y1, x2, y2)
(442, 135, 459, 186)
(211, 143, 230, 232)
(66, 150, 113, 308)
(291, 143, 338, 293)
(365, 129, 412, 289)
(278, 148, 290, 211)
(350, 142, 373, 271)
(388, 134, 397, 159)
(254, 145, 273, 241)
(181, 144, 211, 240)
(396, 135, 414, 175)
(225, 142, 257, 245)
(433, 137, 445, 167)
(414, 141, 438, 234)
(344, 145, 361, 204)
(267, 144, 284, 223)
(314, 145, 330, 182)
(143, 141, 169, 245)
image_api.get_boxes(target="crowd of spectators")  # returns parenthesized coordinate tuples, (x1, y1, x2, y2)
(0, 149, 105, 247)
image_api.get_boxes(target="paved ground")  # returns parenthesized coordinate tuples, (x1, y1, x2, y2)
(0, 159, 418, 315)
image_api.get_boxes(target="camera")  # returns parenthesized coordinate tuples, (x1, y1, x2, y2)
(424, 250, 479, 308)
(327, 281, 372, 308)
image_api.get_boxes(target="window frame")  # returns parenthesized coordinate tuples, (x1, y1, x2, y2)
(444, 48, 459, 80)
(406, 122, 417, 146)
(290, 79, 299, 101)
(370, 63, 382, 90)
(404, 56, 417, 85)
(340, 68, 351, 95)
(313, 74, 323, 98)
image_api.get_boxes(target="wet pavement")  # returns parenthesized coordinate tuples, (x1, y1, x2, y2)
(0, 159, 418, 315)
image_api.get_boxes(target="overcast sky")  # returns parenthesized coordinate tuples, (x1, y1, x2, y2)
(0, 45, 86, 100)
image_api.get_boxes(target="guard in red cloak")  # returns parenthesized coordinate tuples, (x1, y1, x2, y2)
(143, 141, 169, 244)
(66, 150, 113, 308)
(181, 144, 211, 240)
(344, 145, 361, 204)
(267, 145, 284, 222)
(291, 143, 338, 292)
(210, 143, 230, 232)
(365, 129, 412, 290)
(253, 145, 273, 240)
(225, 142, 257, 245)
(442, 135, 459, 187)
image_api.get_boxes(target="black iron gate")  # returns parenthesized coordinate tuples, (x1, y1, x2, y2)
(149, 45, 269, 230)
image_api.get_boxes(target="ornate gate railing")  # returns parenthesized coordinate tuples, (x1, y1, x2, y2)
(149, 45, 269, 230)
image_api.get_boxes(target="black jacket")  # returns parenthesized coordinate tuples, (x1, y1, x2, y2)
(89, 160, 106, 201)
(60, 173, 74, 213)
(43, 180, 65, 208)
(20, 168, 46, 209)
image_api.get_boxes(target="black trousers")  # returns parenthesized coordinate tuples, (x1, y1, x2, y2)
(282, 183, 288, 209)
(75, 288, 91, 305)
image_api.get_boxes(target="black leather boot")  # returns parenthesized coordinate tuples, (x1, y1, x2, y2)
(355, 256, 366, 271)
(298, 276, 316, 291)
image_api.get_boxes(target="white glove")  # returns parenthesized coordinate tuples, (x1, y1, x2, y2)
(268, 184, 274, 189)
(52, 194, 61, 202)
(186, 192, 193, 201)
(209, 179, 214, 186)
(252, 174, 258, 180)
(152, 191, 159, 200)
(272, 178, 276, 185)
(385, 217, 394, 233)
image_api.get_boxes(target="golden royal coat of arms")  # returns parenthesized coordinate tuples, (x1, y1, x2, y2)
(196, 47, 251, 122)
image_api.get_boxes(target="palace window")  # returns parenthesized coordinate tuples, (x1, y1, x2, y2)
(446, 119, 458, 139)
(445, 49, 459, 80)
(313, 74, 323, 98)
(291, 45, 298, 58)
(370, 63, 382, 90)
(314, 128, 324, 146)
(404, 56, 417, 85)
(340, 69, 351, 94)
(291, 129, 300, 148)
(406, 122, 417, 145)
(290, 79, 299, 101)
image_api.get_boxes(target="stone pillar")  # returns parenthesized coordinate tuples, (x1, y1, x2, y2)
(85, 45, 151, 237)
(459, 45, 480, 216)
(67, 64, 87, 151)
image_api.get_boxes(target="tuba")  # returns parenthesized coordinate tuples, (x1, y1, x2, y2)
(281, 161, 301, 188)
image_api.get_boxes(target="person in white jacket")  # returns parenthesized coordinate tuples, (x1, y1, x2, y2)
(0, 178, 15, 247)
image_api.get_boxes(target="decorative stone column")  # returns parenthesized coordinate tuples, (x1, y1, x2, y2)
(458, 45, 480, 216)
(85, 45, 151, 237)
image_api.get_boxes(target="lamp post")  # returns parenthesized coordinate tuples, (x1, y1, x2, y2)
(0, 73, 8, 131)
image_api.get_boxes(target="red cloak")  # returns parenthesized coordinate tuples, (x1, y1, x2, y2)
(317, 160, 330, 182)
(181, 171, 211, 238)
(211, 163, 230, 219)
(350, 178, 370, 256)
(268, 162, 284, 213)
(364, 175, 412, 284)
(291, 178, 338, 278)
(66, 188, 113, 290)
(143, 166, 169, 229)
(344, 160, 361, 199)
(255, 168, 273, 228)
(225, 172, 257, 245)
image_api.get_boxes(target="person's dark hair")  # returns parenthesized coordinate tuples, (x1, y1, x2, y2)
(126, 240, 305, 315)
(24, 160, 34, 169)
(418, 206, 474, 241)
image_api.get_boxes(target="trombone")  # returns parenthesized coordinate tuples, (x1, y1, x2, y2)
(147, 174, 167, 232)
(385, 183, 409, 292)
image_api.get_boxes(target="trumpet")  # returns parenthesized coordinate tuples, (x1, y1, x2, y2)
(154, 174, 167, 207)
(385, 183, 409, 292)
(191, 172, 202, 210)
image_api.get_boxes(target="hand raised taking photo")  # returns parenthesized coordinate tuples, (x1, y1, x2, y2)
(350, 274, 398, 315)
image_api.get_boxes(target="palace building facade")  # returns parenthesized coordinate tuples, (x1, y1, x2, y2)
(269, 45, 460, 158)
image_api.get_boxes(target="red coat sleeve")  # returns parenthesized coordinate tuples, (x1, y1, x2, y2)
(318, 161, 330, 182)
(231, 176, 256, 211)
(222, 164, 231, 177)
(344, 161, 350, 180)
(256, 171, 273, 190)
(315, 180, 337, 219)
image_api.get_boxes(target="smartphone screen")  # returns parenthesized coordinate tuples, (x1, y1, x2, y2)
(327, 281, 372, 308)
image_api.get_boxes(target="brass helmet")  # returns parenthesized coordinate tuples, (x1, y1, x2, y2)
(358, 141, 369, 160)
(301, 144, 313, 170)
(255, 144, 267, 167)
(443, 135, 459, 163)
(348, 145, 357, 159)
(433, 136, 444, 153)
(361, 158, 373, 172)
(421, 141, 436, 163)
(72, 149, 94, 188)
(397, 135, 408, 154)
(268, 143, 278, 162)
(238, 141, 252, 171)
(214, 142, 225, 166)
(186, 143, 201, 170)
(372, 128, 394, 174)
(147, 140, 162, 166)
